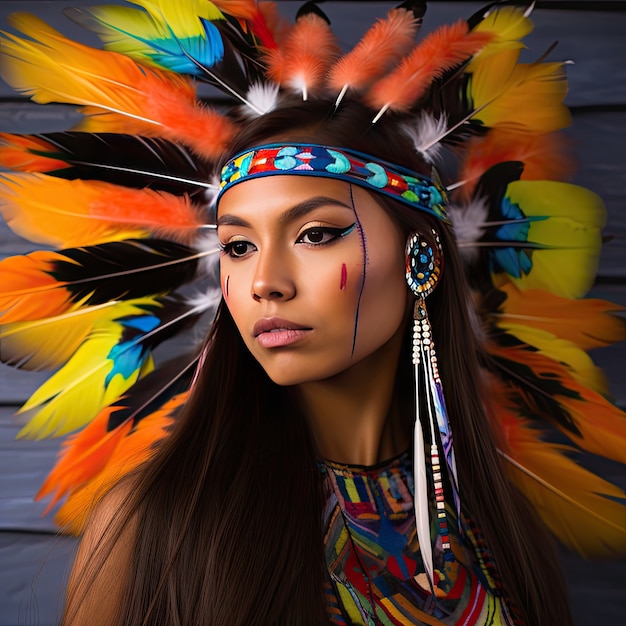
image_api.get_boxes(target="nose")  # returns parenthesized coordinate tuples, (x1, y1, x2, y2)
(251, 249, 296, 302)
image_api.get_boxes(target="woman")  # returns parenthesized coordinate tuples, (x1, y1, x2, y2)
(0, 2, 624, 625)
(59, 102, 571, 625)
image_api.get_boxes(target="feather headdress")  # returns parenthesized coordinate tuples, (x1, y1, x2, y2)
(0, 0, 624, 572)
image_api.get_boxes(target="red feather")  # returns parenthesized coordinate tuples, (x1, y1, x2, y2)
(212, 0, 279, 49)
(367, 20, 493, 119)
(258, 2, 292, 47)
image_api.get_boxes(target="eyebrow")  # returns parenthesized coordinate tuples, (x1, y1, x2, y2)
(217, 196, 353, 228)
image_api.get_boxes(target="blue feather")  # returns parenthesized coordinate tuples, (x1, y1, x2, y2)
(105, 314, 159, 386)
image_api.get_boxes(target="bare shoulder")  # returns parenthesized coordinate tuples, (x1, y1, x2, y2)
(62, 479, 139, 625)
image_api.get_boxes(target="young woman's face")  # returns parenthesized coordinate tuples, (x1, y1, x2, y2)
(217, 175, 409, 386)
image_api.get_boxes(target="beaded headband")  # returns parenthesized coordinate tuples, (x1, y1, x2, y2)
(218, 143, 449, 223)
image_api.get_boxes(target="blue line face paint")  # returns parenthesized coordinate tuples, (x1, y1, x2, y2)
(349, 184, 368, 356)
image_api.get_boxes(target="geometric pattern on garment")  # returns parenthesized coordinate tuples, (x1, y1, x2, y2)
(320, 452, 514, 625)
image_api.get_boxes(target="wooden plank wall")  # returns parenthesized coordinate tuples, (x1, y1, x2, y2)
(0, 2, 624, 624)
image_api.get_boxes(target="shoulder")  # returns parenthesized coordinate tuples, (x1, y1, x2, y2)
(62, 479, 138, 625)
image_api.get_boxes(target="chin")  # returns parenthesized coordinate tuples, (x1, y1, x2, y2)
(259, 358, 354, 388)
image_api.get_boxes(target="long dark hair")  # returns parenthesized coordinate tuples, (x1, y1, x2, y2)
(65, 100, 571, 625)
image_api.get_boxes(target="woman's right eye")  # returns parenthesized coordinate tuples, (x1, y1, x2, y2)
(221, 240, 255, 258)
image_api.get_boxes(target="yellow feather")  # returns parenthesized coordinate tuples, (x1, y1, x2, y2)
(16, 299, 159, 439)
(0, 14, 191, 131)
(493, 284, 626, 350)
(128, 0, 225, 33)
(0, 302, 120, 371)
(0, 13, 235, 156)
(468, 50, 571, 133)
(470, 6, 533, 61)
(78, 0, 225, 63)
(494, 181, 606, 298)
(497, 322, 609, 395)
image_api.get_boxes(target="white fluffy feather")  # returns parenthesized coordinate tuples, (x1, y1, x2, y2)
(241, 82, 280, 118)
(447, 198, 489, 263)
(194, 231, 220, 277)
(204, 173, 221, 212)
(402, 113, 448, 164)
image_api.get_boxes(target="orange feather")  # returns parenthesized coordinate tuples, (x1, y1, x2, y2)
(367, 20, 493, 119)
(0, 13, 235, 158)
(265, 13, 340, 100)
(328, 8, 419, 103)
(456, 129, 575, 200)
(489, 341, 626, 465)
(0, 251, 77, 324)
(211, 0, 259, 19)
(489, 381, 626, 557)
(37, 406, 132, 510)
(492, 284, 626, 351)
(0, 173, 203, 248)
(0, 134, 67, 172)
(52, 393, 187, 535)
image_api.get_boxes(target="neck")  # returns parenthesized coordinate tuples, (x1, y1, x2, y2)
(296, 326, 410, 466)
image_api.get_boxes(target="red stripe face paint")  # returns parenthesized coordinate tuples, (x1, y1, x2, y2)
(340, 263, 348, 291)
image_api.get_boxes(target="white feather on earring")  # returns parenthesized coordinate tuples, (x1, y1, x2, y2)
(413, 362, 434, 585)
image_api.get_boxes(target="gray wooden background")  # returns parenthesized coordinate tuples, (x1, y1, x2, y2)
(0, 1, 624, 624)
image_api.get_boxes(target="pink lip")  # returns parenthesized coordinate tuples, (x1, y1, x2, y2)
(253, 317, 312, 348)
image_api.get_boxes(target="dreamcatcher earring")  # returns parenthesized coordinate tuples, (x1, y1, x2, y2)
(406, 230, 460, 585)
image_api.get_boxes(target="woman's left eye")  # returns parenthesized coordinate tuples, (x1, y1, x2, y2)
(297, 223, 356, 246)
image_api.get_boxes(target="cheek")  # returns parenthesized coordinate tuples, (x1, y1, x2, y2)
(359, 248, 407, 330)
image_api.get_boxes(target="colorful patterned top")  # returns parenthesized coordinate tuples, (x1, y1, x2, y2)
(320, 451, 515, 625)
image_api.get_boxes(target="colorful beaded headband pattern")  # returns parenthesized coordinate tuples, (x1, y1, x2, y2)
(218, 143, 449, 222)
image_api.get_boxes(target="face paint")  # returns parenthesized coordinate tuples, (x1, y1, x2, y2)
(349, 184, 368, 356)
(217, 176, 407, 387)
(224, 275, 230, 299)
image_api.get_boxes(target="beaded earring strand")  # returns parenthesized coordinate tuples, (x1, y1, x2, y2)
(406, 231, 459, 584)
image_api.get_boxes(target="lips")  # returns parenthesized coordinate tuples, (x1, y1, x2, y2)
(253, 317, 312, 348)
